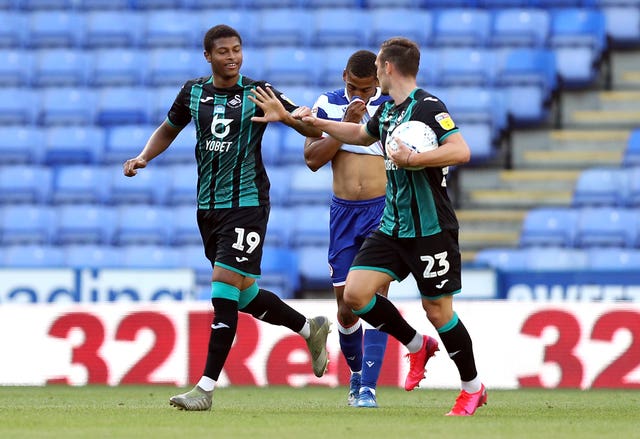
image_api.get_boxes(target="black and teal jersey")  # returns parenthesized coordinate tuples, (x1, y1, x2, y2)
(167, 75, 297, 210)
(365, 88, 460, 238)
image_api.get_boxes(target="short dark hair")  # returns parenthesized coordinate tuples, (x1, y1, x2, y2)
(379, 37, 420, 77)
(203, 24, 242, 52)
(345, 50, 377, 78)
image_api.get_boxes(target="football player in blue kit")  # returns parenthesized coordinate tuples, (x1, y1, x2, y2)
(303, 50, 391, 408)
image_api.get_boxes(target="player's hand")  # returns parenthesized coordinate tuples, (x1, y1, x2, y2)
(123, 157, 147, 177)
(292, 106, 318, 125)
(249, 86, 288, 122)
(342, 96, 366, 123)
(386, 137, 414, 168)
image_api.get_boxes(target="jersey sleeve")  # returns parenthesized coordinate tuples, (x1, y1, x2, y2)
(264, 83, 299, 113)
(166, 82, 193, 128)
(412, 99, 459, 142)
(365, 106, 383, 140)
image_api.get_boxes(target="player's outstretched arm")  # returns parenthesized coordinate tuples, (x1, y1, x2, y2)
(123, 121, 182, 177)
(249, 86, 322, 138)
(295, 107, 375, 147)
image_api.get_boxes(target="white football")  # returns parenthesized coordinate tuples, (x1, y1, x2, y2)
(385, 120, 439, 171)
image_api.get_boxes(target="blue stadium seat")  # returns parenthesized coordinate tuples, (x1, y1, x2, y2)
(52, 165, 111, 205)
(261, 123, 283, 167)
(494, 48, 557, 125)
(433, 48, 495, 87)
(122, 244, 181, 268)
(54, 204, 117, 245)
(96, 87, 151, 126)
(422, 0, 479, 6)
(278, 85, 321, 108)
(20, 0, 75, 9)
(39, 87, 96, 126)
(0, 88, 38, 125)
(623, 167, 640, 207)
(490, 8, 550, 48)
(0, 204, 55, 245)
(166, 164, 198, 206)
(155, 125, 197, 165)
(477, 0, 535, 6)
(459, 123, 495, 163)
(364, 0, 416, 6)
(33, 48, 90, 87)
(572, 167, 627, 207)
(32, 48, 90, 87)
(287, 165, 333, 206)
(265, 206, 293, 247)
(266, 165, 292, 207)
(473, 247, 529, 271)
(279, 127, 308, 165)
(289, 205, 331, 247)
(369, 8, 432, 47)
(519, 207, 579, 247)
(78, 0, 131, 11)
(151, 86, 180, 124)
(108, 166, 169, 205)
(178, 244, 211, 286)
(255, 9, 313, 47)
(524, 246, 589, 271)
(622, 128, 640, 167)
(64, 245, 122, 269)
(0, 12, 27, 49)
(239, 47, 265, 80)
(131, 0, 182, 8)
(114, 205, 172, 245)
(169, 205, 200, 245)
(89, 49, 147, 86)
(602, 6, 640, 48)
(297, 245, 332, 290)
(549, 8, 607, 88)
(0, 126, 44, 165)
(587, 247, 640, 271)
(311, 8, 371, 47)
(27, 10, 83, 48)
(198, 9, 258, 47)
(83, 11, 144, 48)
(442, 87, 508, 139)
(261, 246, 300, 299)
(263, 47, 321, 86)
(143, 10, 200, 48)
(317, 47, 365, 89)
(244, 0, 299, 7)
(538, 0, 597, 8)
(43, 126, 105, 165)
(147, 48, 208, 87)
(432, 9, 492, 47)
(307, 0, 360, 6)
(2, 245, 65, 267)
(574, 207, 638, 248)
(104, 125, 155, 164)
(0, 165, 52, 204)
(0, 49, 32, 86)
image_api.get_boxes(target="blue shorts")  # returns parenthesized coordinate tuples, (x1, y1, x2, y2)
(328, 195, 385, 286)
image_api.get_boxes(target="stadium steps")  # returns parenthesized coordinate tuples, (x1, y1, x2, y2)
(457, 208, 525, 253)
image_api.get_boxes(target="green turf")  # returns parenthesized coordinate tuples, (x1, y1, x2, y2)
(0, 386, 637, 439)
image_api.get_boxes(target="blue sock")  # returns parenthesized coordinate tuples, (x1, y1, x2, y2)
(361, 329, 388, 390)
(339, 322, 363, 373)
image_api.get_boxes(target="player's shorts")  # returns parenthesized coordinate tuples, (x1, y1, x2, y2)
(328, 195, 385, 286)
(351, 229, 462, 299)
(197, 205, 269, 278)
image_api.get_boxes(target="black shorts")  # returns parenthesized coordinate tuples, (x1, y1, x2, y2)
(351, 229, 462, 299)
(197, 205, 269, 278)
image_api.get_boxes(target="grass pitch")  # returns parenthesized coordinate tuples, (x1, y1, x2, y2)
(0, 386, 637, 439)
